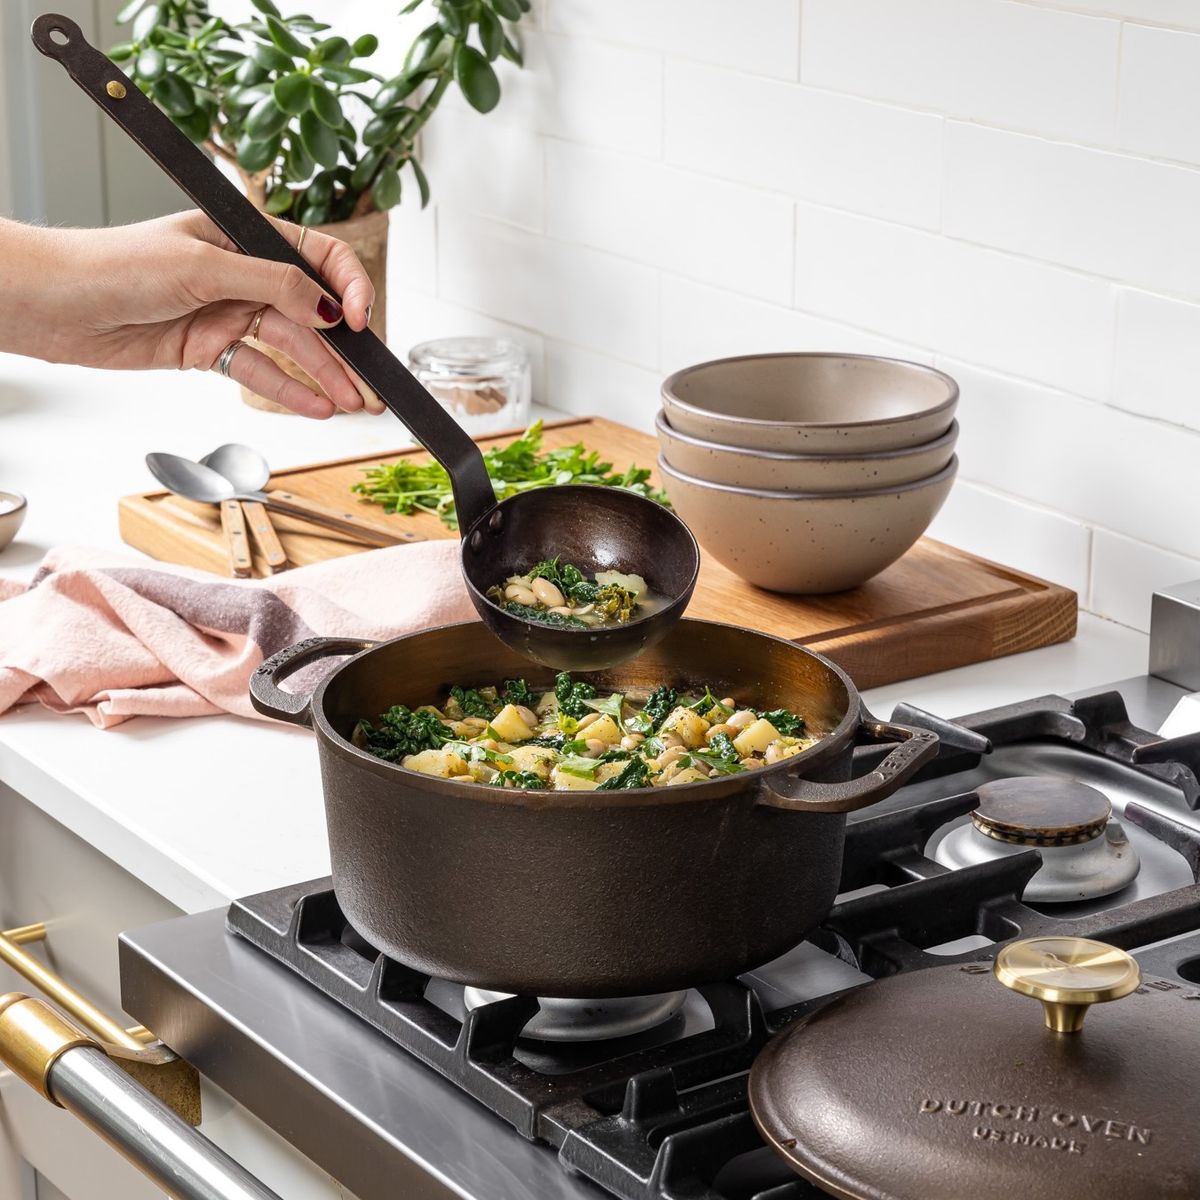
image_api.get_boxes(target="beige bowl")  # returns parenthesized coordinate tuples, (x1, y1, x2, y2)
(0, 491, 26, 553)
(656, 409, 958, 493)
(662, 353, 958, 454)
(660, 455, 956, 594)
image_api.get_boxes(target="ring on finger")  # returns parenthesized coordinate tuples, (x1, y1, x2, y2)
(217, 339, 246, 378)
(295, 225, 309, 255)
(248, 306, 268, 342)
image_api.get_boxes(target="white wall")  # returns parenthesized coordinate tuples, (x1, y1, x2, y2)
(379, 0, 1200, 633)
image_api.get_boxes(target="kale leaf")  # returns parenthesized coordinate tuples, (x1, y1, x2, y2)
(449, 685, 495, 719)
(503, 602, 587, 628)
(597, 756, 651, 790)
(688, 732, 744, 776)
(491, 769, 547, 790)
(527, 732, 567, 750)
(500, 678, 533, 706)
(559, 563, 598, 605)
(354, 706, 454, 762)
(759, 708, 805, 737)
(555, 671, 597, 718)
(642, 686, 678, 728)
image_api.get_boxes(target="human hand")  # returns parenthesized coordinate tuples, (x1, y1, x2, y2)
(0, 210, 384, 417)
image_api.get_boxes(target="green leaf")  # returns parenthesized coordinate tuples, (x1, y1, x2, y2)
(131, 4, 161, 42)
(134, 46, 166, 81)
(284, 135, 314, 181)
(499, 34, 523, 66)
(245, 93, 290, 139)
(306, 169, 335, 207)
(235, 132, 280, 173)
(151, 73, 196, 115)
(251, 42, 291, 72)
(296, 199, 330, 227)
(409, 156, 431, 208)
(453, 44, 500, 113)
(249, 0, 281, 14)
(404, 23, 443, 74)
(115, 0, 148, 23)
(476, 7, 504, 60)
(363, 109, 409, 147)
(272, 71, 312, 114)
(437, 4, 467, 36)
(372, 166, 402, 211)
(353, 34, 379, 58)
(308, 79, 343, 128)
(350, 146, 383, 192)
(173, 106, 213, 142)
(107, 42, 137, 63)
(312, 36, 351, 65)
(266, 15, 308, 58)
(264, 187, 294, 214)
(299, 109, 339, 168)
(490, 0, 522, 19)
(372, 74, 420, 112)
(399, 0, 423, 12)
(318, 64, 375, 85)
(234, 57, 267, 84)
(227, 84, 271, 113)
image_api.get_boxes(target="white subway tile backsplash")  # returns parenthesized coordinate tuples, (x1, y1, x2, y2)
(1090, 532, 1200, 632)
(419, 112, 544, 231)
(944, 122, 1200, 301)
(794, 204, 1115, 399)
(660, 276, 928, 375)
(664, 62, 942, 230)
(385, 202, 438, 301)
(946, 358, 1200, 558)
(926, 482, 1093, 597)
(801, 0, 1119, 144)
(436, 210, 660, 368)
(1113, 289, 1200, 430)
(1119, 25, 1200, 165)
(546, 141, 795, 302)
(1041, 2, 1200, 31)
(544, 341, 663, 431)
(545, 0, 801, 80)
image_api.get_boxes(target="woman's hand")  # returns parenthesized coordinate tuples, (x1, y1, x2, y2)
(0, 210, 384, 418)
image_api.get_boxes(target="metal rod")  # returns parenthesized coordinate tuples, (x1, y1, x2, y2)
(48, 1046, 282, 1200)
(4, 923, 47, 945)
(0, 930, 143, 1051)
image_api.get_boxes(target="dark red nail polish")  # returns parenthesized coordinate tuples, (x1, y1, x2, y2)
(317, 295, 343, 323)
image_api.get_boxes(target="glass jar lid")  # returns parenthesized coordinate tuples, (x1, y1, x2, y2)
(408, 336, 527, 380)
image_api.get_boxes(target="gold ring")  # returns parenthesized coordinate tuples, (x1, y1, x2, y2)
(249, 307, 267, 341)
(295, 225, 309, 255)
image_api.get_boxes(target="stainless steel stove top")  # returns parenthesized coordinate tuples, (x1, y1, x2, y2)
(117, 673, 1200, 1200)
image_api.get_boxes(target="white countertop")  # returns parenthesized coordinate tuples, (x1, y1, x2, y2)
(0, 352, 1153, 914)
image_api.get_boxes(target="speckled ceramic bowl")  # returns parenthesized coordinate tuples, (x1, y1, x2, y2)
(661, 353, 959, 454)
(0, 491, 26, 553)
(659, 455, 957, 594)
(656, 410, 958, 493)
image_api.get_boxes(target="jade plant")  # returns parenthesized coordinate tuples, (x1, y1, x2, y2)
(108, 0, 529, 224)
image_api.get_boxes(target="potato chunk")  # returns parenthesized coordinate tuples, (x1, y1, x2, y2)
(489, 703, 536, 744)
(551, 765, 599, 791)
(508, 745, 558, 781)
(667, 766, 709, 786)
(733, 718, 782, 757)
(661, 705, 709, 749)
(402, 749, 470, 778)
(582, 714, 623, 746)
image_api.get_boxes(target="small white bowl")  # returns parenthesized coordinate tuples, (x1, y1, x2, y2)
(0, 491, 26, 553)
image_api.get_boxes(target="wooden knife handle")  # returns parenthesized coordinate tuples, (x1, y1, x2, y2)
(219, 500, 253, 577)
(240, 500, 288, 571)
(260, 491, 420, 548)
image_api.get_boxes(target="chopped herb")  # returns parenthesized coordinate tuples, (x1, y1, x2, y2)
(557, 755, 601, 779)
(445, 741, 514, 765)
(561, 738, 590, 755)
(500, 678, 533, 706)
(491, 769, 546, 790)
(581, 693, 625, 721)
(528, 557, 563, 583)
(354, 706, 454, 762)
(688, 688, 731, 720)
(483, 723, 503, 742)
(555, 672, 597, 719)
(556, 711, 581, 735)
(758, 708, 806, 737)
(593, 584, 637, 624)
(641, 735, 666, 759)
(687, 733, 744, 776)
(503, 601, 587, 628)
(597, 756, 651, 790)
(597, 747, 633, 763)
(642, 687, 678, 728)
(625, 710, 655, 734)
(449, 686, 495, 719)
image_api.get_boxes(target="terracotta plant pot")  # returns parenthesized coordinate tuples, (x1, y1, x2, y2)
(240, 208, 390, 414)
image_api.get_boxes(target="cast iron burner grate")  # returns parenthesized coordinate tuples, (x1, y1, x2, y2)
(227, 691, 1200, 1200)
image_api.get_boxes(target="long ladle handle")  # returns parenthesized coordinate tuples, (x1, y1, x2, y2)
(31, 13, 498, 536)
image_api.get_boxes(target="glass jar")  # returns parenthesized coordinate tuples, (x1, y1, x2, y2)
(408, 336, 532, 436)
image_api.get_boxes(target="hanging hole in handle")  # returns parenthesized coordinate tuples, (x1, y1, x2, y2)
(48, 27, 70, 44)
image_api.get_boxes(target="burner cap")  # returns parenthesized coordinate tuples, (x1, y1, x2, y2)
(462, 988, 687, 1042)
(972, 777, 1110, 847)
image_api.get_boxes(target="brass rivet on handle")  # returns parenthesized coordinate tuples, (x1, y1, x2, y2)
(105, 80, 127, 99)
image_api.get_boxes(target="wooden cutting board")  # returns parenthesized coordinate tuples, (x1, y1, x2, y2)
(118, 416, 1076, 689)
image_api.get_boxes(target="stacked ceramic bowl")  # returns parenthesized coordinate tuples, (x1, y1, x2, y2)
(657, 354, 959, 593)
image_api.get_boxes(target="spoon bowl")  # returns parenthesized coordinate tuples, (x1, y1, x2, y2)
(202, 443, 271, 493)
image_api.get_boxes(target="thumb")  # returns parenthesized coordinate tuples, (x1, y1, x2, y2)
(189, 244, 344, 328)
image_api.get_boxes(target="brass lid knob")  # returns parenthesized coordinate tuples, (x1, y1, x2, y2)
(994, 936, 1141, 1034)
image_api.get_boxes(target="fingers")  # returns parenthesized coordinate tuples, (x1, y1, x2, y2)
(218, 342, 336, 420)
(255, 308, 366, 414)
(273, 218, 375, 333)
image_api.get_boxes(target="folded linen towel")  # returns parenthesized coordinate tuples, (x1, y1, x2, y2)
(0, 541, 474, 728)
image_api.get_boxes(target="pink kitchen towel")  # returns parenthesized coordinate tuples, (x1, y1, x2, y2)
(0, 542, 475, 728)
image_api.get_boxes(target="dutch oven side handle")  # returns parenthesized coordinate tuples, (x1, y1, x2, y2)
(756, 719, 939, 815)
(249, 637, 377, 727)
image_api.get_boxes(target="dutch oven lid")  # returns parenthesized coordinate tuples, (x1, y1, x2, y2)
(749, 936, 1200, 1200)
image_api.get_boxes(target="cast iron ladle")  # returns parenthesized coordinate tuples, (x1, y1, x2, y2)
(33, 14, 699, 671)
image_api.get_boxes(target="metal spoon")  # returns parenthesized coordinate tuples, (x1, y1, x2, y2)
(146, 453, 416, 549)
(200, 445, 288, 571)
(39, 14, 699, 669)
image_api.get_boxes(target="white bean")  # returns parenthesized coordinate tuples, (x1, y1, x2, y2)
(584, 738, 607, 758)
(659, 731, 683, 749)
(727, 709, 757, 730)
(656, 746, 687, 769)
(531, 577, 566, 608)
(620, 734, 644, 751)
(515, 705, 538, 728)
(705, 722, 736, 743)
(504, 583, 537, 606)
(548, 606, 573, 616)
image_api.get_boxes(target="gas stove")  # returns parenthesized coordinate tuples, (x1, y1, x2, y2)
(118, 670, 1200, 1200)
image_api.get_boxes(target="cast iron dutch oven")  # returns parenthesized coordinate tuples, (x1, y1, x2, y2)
(250, 619, 937, 998)
(751, 935, 1200, 1198)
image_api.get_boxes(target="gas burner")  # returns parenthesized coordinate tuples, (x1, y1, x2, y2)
(933, 776, 1140, 903)
(462, 988, 688, 1042)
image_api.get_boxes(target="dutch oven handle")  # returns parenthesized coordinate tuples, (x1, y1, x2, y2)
(756, 718, 939, 814)
(249, 636, 376, 727)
